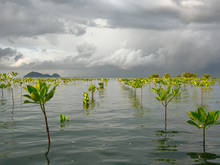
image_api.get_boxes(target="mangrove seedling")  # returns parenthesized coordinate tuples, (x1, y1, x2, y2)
(187, 106, 220, 152)
(98, 82, 104, 89)
(152, 85, 180, 131)
(88, 84, 96, 101)
(60, 113, 69, 126)
(83, 92, 90, 109)
(0, 83, 7, 97)
(193, 79, 214, 105)
(23, 81, 57, 146)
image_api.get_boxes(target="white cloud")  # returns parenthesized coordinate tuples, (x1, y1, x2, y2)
(94, 18, 109, 27)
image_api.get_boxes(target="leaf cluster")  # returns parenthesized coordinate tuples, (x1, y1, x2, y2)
(83, 92, 90, 106)
(152, 85, 180, 106)
(23, 81, 57, 105)
(60, 113, 69, 124)
(88, 84, 96, 93)
(187, 106, 220, 129)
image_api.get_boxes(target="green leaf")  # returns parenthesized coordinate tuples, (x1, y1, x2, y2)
(187, 120, 200, 128)
(24, 100, 36, 104)
(45, 85, 57, 102)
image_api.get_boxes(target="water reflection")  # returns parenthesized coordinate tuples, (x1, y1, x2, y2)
(0, 98, 7, 112)
(0, 98, 6, 106)
(45, 142, 51, 165)
(187, 152, 220, 165)
(98, 89, 104, 99)
(153, 130, 179, 164)
(83, 101, 96, 116)
(121, 85, 150, 117)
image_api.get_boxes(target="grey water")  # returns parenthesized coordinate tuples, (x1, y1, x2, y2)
(1, 80, 220, 165)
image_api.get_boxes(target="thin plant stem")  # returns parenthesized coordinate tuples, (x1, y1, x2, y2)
(140, 88, 143, 105)
(11, 87, 14, 108)
(203, 127, 206, 153)
(41, 103, 51, 145)
(164, 103, 167, 132)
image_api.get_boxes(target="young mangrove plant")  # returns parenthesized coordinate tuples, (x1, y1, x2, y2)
(192, 79, 214, 105)
(60, 113, 70, 127)
(88, 84, 96, 101)
(60, 113, 70, 123)
(23, 81, 57, 146)
(187, 106, 220, 152)
(9, 72, 18, 108)
(83, 92, 90, 109)
(130, 80, 145, 104)
(0, 83, 7, 97)
(152, 85, 180, 131)
(98, 82, 104, 89)
(0, 72, 17, 108)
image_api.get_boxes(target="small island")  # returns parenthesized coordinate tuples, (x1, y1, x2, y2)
(24, 72, 60, 78)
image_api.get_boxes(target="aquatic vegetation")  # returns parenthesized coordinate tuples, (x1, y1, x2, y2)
(23, 81, 57, 145)
(192, 79, 215, 105)
(0, 72, 18, 108)
(1, 72, 220, 164)
(60, 113, 69, 125)
(152, 85, 180, 131)
(83, 92, 90, 109)
(0, 83, 7, 97)
(98, 82, 104, 89)
(187, 106, 220, 152)
(181, 72, 198, 78)
(163, 73, 170, 79)
(202, 74, 210, 79)
(88, 84, 96, 101)
(148, 74, 160, 79)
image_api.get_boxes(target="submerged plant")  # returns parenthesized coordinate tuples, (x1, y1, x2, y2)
(83, 92, 90, 109)
(152, 85, 180, 131)
(187, 106, 220, 152)
(23, 81, 57, 145)
(60, 113, 69, 125)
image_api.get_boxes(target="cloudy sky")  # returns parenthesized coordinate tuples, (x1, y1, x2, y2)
(0, 0, 220, 77)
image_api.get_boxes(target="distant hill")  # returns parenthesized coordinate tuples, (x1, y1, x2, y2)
(24, 72, 60, 78)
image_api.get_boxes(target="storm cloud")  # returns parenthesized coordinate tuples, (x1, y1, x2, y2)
(0, 0, 220, 77)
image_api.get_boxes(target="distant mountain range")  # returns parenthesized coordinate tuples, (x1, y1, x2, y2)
(24, 72, 60, 78)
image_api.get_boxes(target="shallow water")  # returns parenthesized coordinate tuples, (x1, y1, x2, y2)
(1, 80, 220, 165)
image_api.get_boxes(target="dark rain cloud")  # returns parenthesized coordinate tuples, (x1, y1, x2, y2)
(0, 0, 220, 77)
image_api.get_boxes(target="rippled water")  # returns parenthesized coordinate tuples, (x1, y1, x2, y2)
(1, 80, 220, 165)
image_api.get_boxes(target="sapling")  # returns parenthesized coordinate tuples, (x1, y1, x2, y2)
(193, 80, 214, 105)
(187, 106, 220, 152)
(98, 82, 104, 89)
(88, 84, 96, 101)
(9, 72, 17, 108)
(0, 83, 7, 97)
(152, 85, 180, 131)
(83, 92, 90, 109)
(129, 80, 145, 102)
(60, 113, 69, 123)
(60, 114, 69, 127)
(23, 81, 57, 146)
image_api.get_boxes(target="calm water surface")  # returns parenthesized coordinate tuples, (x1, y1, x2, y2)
(1, 80, 220, 165)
